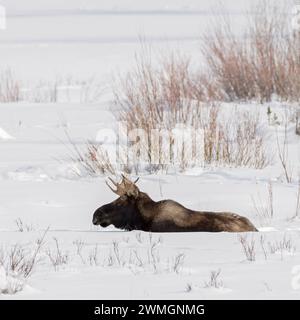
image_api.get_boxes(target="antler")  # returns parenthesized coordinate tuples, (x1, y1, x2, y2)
(121, 174, 139, 184)
(105, 177, 126, 196)
(106, 175, 140, 197)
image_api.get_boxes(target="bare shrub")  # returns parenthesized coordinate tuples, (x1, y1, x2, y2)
(276, 121, 292, 183)
(135, 232, 143, 244)
(113, 53, 203, 173)
(150, 242, 161, 273)
(0, 229, 48, 294)
(113, 53, 269, 172)
(268, 235, 296, 258)
(0, 70, 103, 104)
(112, 241, 122, 266)
(203, 107, 269, 168)
(0, 266, 25, 295)
(131, 250, 144, 268)
(88, 244, 100, 266)
(171, 253, 185, 274)
(6, 229, 47, 279)
(92, 236, 184, 275)
(81, 142, 116, 176)
(7, 245, 27, 274)
(0, 69, 20, 103)
(260, 235, 268, 260)
(238, 235, 256, 261)
(27, 79, 59, 103)
(73, 239, 86, 264)
(202, 23, 256, 101)
(46, 238, 69, 271)
(202, 2, 300, 102)
(65, 130, 116, 177)
(113, 53, 197, 128)
(252, 181, 274, 226)
(204, 269, 223, 289)
(22, 76, 103, 103)
(15, 218, 35, 232)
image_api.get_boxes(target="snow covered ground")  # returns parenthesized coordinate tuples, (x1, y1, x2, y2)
(1, 0, 292, 83)
(1, 0, 300, 300)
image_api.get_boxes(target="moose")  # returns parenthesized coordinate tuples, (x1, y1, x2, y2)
(92, 175, 258, 233)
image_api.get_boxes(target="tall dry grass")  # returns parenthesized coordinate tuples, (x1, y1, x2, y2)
(202, 106, 269, 168)
(0, 71, 103, 104)
(202, 2, 300, 102)
(112, 54, 269, 171)
(112, 54, 203, 172)
(0, 69, 20, 103)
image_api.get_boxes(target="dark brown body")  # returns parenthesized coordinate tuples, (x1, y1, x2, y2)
(93, 191, 258, 233)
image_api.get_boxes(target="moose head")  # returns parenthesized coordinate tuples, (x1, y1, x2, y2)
(92, 175, 147, 231)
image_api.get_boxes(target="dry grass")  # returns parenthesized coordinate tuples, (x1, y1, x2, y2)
(21, 3, 299, 176)
(82, 142, 116, 175)
(0, 71, 103, 103)
(46, 238, 70, 271)
(252, 181, 274, 226)
(113, 53, 203, 172)
(15, 218, 35, 232)
(238, 235, 256, 261)
(268, 235, 296, 259)
(88, 244, 100, 266)
(203, 107, 269, 168)
(97, 234, 184, 275)
(276, 120, 293, 183)
(1, 4, 298, 106)
(202, 2, 300, 102)
(23, 76, 103, 103)
(112, 53, 269, 172)
(0, 69, 20, 103)
(260, 235, 268, 260)
(204, 269, 223, 289)
(73, 239, 86, 264)
(0, 229, 48, 294)
(64, 130, 116, 177)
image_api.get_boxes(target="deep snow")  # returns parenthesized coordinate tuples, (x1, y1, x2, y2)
(0, 100, 300, 299)
(0, 0, 300, 300)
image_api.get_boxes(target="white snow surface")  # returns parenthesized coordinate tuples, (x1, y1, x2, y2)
(0, 0, 300, 300)
(0, 0, 294, 82)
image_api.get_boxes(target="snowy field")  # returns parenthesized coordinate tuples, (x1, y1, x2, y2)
(1, 0, 300, 300)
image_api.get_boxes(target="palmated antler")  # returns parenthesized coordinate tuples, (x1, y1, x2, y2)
(106, 175, 140, 197)
(105, 177, 125, 196)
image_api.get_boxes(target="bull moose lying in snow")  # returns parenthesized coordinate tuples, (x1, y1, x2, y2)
(92, 176, 257, 232)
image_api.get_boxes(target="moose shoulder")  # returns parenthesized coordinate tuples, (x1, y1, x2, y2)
(92, 176, 258, 233)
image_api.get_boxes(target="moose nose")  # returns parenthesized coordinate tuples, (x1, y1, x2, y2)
(93, 208, 104, 225)
(92, 216, 98, 225)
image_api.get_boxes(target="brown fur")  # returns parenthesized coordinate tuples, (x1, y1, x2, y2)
(93, 177, 258, 233)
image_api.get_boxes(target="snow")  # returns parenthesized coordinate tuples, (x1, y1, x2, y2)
(0, 0, 293, 82)
(0, 127, 14, 140)
(0, 101, 299, 299)
(0, 0, 300, 300)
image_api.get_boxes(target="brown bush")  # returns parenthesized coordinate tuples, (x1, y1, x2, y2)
(112, 54, 269, 171)
(0, 69, 20, 103)
(202, 2, 300, 102)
